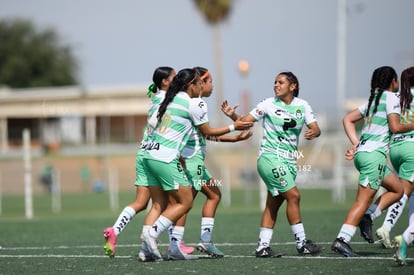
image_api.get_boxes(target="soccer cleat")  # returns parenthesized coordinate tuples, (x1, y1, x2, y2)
(255, 246, 283, 258)
(392, 235, 407, 266)
(376, 226, 392, 248)
(142, 229, 163, 261)
(138, 240, 155, 262)
(103, 227, 117, 258)
(180, 241, 195, 254)
(138, 248, 155, 262)
(359, 214, 374, 243)
(168, 240, 195, 254)
(331, 238, 359, 257)
(167, 245, 199, 260)
(297, 240, 323, 255)
(197, 241, 225, 258)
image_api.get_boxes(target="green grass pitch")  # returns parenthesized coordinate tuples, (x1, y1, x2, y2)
(0, 188, 413, 274)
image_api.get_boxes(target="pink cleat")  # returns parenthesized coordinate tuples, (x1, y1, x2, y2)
(103, 227, 117, 258)
(180, 241, 195, 254)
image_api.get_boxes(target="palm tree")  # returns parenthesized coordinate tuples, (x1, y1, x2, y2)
(194, 0, 231, 23)
(193, 0, 232, 126)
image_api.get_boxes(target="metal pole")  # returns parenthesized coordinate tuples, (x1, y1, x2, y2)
(333, 0, 347, 202)
(0, 171, 2, 216)
(51, 169, 61, 213)
(213, 24, 224, 127)
(108, 167, 119, 211)
(23, 129, 33, 219)
(221, 166, 231, 207)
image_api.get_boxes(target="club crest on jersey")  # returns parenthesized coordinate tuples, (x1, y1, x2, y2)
(295, 109, 303, 119)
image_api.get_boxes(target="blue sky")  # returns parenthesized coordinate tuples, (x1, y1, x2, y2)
(1, 0, 413, 119)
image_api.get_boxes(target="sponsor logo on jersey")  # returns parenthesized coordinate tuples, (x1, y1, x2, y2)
(144, 141, 160, 150)
(256, 108, 264, 116)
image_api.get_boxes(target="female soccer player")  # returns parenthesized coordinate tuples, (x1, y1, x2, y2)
(365, 66, 414, 248)
(331, 66, 414, 257)
(141, 68, 253, 260)
(167, 67, 252, 259)
(222, 71, 323, 257)
(390, 66, 414, 265)
(103, 66, 175, 259)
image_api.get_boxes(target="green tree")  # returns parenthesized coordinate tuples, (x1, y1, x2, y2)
(0, 18, 78, 88)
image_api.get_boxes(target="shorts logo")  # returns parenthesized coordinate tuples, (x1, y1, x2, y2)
(375, 176, 382, 188)
(280, 178, 288, 187)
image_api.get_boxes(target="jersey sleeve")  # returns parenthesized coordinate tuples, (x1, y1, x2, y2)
(357, 103, 368, 117)
(249, 98, 267, 121)
(147, 108, 158, 130)
(189, 98, 209, 126)
(386, 92, 401, 115)
(302, 100, 317, 125)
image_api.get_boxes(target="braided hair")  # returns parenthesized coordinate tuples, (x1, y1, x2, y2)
(400, 66, 414, 113)
(279, 71, 300, 97)
(147, 66, 174, 98)
(157, 68, 199, 123)
(365, 66, 397, 117)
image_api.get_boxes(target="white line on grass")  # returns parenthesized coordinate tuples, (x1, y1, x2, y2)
(0, 241, 375, 250)
(0, 242, 411, 261)
(0, 254, 411, 261)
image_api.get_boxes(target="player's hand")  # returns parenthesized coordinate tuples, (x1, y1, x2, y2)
(235, 129, 253, 141)
(221, 100, 239, 118)
(345, 145, 356, 161)
(233, 118, 253, 130)
(304, 129, 317, 140)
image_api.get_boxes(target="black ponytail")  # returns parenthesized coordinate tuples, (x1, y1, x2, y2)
(157, 68, 198, 123)
(147, 66, 174, 98)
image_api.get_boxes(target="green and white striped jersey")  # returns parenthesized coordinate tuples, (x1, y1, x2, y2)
(144, 92, 208, 163)
(250, 96, 316, 163)
(140, 90, 166, 148)
(391, 89, 414, 145)
(181, 97, 208, 159)
(356, 90, 400, 154)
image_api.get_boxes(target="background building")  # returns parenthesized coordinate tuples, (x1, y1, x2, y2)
(0, 84, 149, 153)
